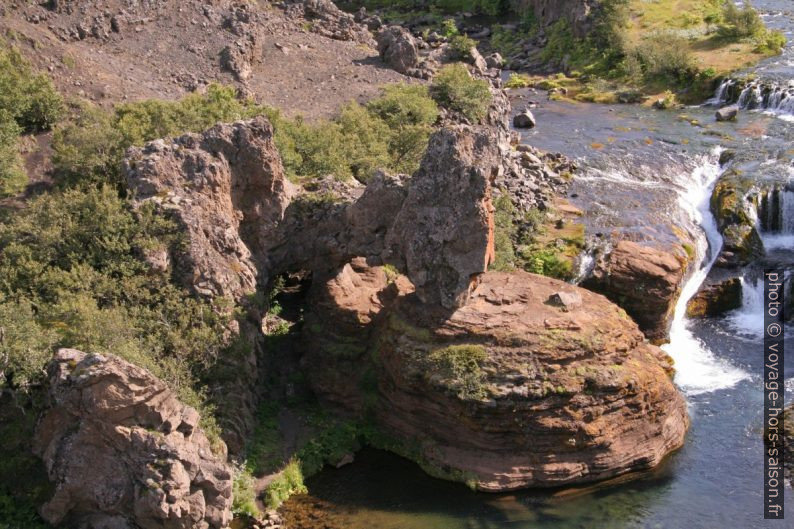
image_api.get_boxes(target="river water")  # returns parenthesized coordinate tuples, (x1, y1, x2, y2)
(283, 2, 794, 527)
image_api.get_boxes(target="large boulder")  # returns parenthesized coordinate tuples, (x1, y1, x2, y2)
(716, 105, 739, 122)
(304, 268, 689, 490)
(686, 276, 743, 317)
(33, 349, 233, 529)
(125, 116, 295, 302)
(376, 25, 427, 78)
(292, 0, 377, 47)
(383, 125, 503, 310)
(583, 240, 688, 342)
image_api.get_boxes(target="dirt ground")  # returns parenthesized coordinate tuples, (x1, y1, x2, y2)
(1, 0, 415, 119)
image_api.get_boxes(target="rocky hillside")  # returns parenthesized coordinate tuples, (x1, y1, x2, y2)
(0, 0, 410, 117)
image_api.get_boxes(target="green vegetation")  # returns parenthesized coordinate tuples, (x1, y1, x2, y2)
(425, 344, 488, 400)
(491, 194, 518, 271)
(264, 460, 308, 509)
(0, 111, 25, 197)
(52, 84, 267, 189)
(0, 43, 64, 196)
(0, 44, 63, 133)
(448, 34, 477, 59)
(231, 464, 259, 518)
(430, 64, 492, 122)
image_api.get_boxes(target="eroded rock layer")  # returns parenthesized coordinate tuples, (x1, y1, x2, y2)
(33, 349, 233, 529)
(305, 266, 690, 491)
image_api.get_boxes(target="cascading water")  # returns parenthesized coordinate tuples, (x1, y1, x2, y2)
(757, 183, 794, 249)
(661, 149, 750, 396)
(712, 78, 794, 119)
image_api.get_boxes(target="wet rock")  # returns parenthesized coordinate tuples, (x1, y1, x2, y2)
(686, 277, 742, 318)
(710, 171, 765, 267)
(583, 240, 687, 342)
(513, 108, 536, 128)
(716, 105, 739, 122)
(33, 349, 233, 529)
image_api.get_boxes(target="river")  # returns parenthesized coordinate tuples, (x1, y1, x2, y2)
(282, 2, 794, 527)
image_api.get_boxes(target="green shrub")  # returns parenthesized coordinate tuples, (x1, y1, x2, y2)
(0, 186, 228, 443)
(448, 34, 477, 60)
(52, 84, 267, 189)
(366, 84, 439, 173)
(0, 299, 57, 390)
(523, 249, 573, 280)
(440, 18, 459, 38)
(430, 64, 492, 122)
(629, 34, 698, 83)
(425, 344, 488, 400)
(231, 465, 259, 518)
(504, 73, 531, 89)
(718, 0, 765, 39)
(0, 111, 25, 197)
(491, 194, 517, 271)
(0, 44, 63, 132)
(756, 29, 787, 54)
(264, 459, 307, 509)
(490, 25, 521, 57)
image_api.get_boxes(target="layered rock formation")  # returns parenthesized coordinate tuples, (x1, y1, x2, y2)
(33, 349, 233, 529)
(305, 266, 689, 490)
(121, 76, 689, 494)
(583, 241, 688, 342)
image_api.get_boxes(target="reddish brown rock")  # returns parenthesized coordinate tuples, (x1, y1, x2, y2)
(33, 349, 233, 529)
(584, 240, 688, 342)
(301, 257, 413, 413)
(304, 266, 689, 491)
(383, 125, 502, 310)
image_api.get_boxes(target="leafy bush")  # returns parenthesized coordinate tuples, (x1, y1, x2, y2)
(440, 18, 459, 38)
(52, 84, 267, 189)
(718, 0, 765, 39)
(231, 464, 259, 517)
(755, 29, 786, 54)
(490, 25, 522, 58)
(430, 64, 492, 122)
(0, 186, 229, 442)
(505, 73, 531, 89)
(425, 344, 488, 400)
(0, 111, 25, 197)
(629, 34, 698, 83)
(264, 459, 307, 509)
(448, 34, 477, 59)
(523, 248, 573, 280)
(275, 83, 438, 182)
(491, 194, 517, 271)
(0, 44, 63, 133)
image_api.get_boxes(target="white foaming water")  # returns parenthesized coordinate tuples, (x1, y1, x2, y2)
(726, 277, 765, 338)
(662, 150, 751, 396)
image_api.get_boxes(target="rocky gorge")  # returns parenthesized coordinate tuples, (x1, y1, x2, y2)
(0, 1, 792, 529)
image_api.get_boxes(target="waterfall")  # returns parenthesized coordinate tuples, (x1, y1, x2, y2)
(717, 78, 794, 119)
(707, 78, 734, 106)
(757, 185, 794, 250)
(661, 149, 750, 396)
(726, 276, 765, 338)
